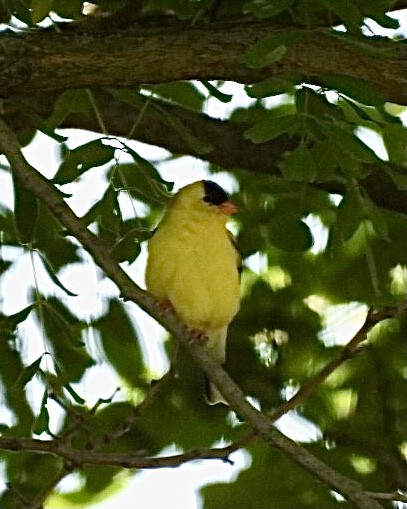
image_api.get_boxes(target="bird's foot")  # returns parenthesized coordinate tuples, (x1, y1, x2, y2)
(154, 299, 174, 315)
(187, 328, 208, 344)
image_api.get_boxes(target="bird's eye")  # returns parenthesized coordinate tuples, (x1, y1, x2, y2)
(202, 180, 228, 206)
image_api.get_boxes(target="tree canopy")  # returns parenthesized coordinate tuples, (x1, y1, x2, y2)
(0, 1, 406, 508)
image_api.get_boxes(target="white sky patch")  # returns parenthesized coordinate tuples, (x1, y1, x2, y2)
(0, 166, 13, 209)
(354, 126, 389, 160)
(365, 9, 407, 38)
(303, 214, 329, 254)
(85, 447, 249, 509)
(244, 252, 268, 274)
(197, 81, 254, 120)
(22, 131, 60, 177)
(305, 297, 370, 347)
(157, 156, 209, 190)
(275, 412, 322, 443)
(319, 302, 369, 347)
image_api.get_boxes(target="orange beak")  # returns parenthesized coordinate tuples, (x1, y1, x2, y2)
(218, 200, 239, 215)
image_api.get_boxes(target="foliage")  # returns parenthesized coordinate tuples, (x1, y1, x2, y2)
(0, 0, 406, 508)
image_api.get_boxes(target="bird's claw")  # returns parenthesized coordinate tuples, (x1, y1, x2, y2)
(187, 328, 208, 344)
(154, 299, 174, 315)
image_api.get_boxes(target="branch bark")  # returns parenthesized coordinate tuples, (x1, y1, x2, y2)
(4, 88, 406, 215)
(1, 20, 406, 104)
(65, 90, 407, 215)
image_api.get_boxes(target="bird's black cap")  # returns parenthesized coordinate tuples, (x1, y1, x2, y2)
(202, 180, 229, 206)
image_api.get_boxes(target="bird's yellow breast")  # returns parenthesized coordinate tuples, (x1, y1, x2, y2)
(146, 212, 240, 331)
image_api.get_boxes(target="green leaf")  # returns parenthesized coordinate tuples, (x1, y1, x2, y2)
(308, 140, 339, 182)
(111, 227, 143, 264)
(64, 383, 86, 404)
(4, 452, 61, 505)
(267, 214, 314, 251)
(365, 201, 389, 241)
(244, 42, 287, 69)
(382, 124, 407, 165)
(144, 81, 205, 110)
(358, 0, 394, 18)
(247, 0, 295, 18)
(203, 442, 342, 509)
(334, 189, 362, 240)
(6, 304, 35, 329)
(370, 12, 400, 29)
(111, 161, 171, 207)
(327, 30, 394, 59)
(244, 114, 298, 143)
(96, 300, 146, 388)
(338, 96, 381, 124)
(45, 89, 92, 130)
(31, 0, 53, 23)
(36, 296, 94, 383)
(295, 87, 344, 122)
(155, 106, 213, 155)
(243, 32, 301, 69)
(18, 355, 43, 387)
(384, 167, 407, 191)
(0, 321, 35, 434)
(122, 143, 173, 189)
(53, 139, 115, 185)
(12, 173, 39, 244)
(36, 250, 77, 296)
(321, 74, 386, 107)
(0, 207, 18, 246)
(33, 390, 50, 435)
(52, 0, 84, 20)
(323, 122, 379, 164)
(231, 101, 295, 124)
(320, 0, 363, 30)
(82, 186, 119, 226)
(281, 146, 318, 182)
(246, 75, 299, 98)
(200, 81, 233, 103)
(33, 203, 80, 271)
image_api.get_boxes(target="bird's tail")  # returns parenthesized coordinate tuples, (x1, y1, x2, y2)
(204, 326, 228, 405)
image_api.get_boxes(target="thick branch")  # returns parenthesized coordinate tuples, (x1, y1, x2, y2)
(10, 89, 403, 216)
(66, 91, 407, 215)
(1, 20, 406, 104)
(0, 116, 385, 509)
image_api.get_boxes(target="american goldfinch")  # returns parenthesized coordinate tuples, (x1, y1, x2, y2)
(145, 180, 240, 404)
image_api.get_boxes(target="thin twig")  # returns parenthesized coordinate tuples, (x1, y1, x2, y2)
(366, 490, 407, 502)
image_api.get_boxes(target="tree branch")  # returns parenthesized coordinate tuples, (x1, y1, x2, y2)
(64, 90, 407, 216)
(0, 116, 387, 509)
(58, 91, 407, 214)
(0, 436, 406, 503)
(1, 20, 405, 104)
(366, 490, 407, 502)
(4, 89, 406, 215)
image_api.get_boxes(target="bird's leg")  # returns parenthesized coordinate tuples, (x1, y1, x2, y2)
(187, 328, 208, 344)
(153, 301, 208, 344)
(154, 298, 174, 315)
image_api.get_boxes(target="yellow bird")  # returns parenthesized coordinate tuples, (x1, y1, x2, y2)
(145, 180, 240, 404)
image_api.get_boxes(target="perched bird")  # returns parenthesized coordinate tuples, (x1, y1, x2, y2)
(145, 180, 241, 404)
